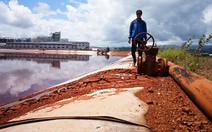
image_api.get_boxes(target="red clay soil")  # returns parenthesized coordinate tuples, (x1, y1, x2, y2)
(0, 68, 211, 131)
(110, 51, 130, 56)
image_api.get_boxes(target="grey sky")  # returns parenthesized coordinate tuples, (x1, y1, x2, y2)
(0, 0, 211, 46)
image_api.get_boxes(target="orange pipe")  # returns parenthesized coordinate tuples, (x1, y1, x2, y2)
(168, 62, 212, 120)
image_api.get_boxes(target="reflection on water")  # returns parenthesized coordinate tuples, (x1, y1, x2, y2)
(0, 53, 90, 69)
(0, 52, 122, 105)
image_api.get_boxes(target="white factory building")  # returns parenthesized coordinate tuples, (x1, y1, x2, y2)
(0, 32, 90, 50)
(4, 42, 90, 50)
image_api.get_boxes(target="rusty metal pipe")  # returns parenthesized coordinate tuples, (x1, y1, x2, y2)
(168, 62, 212, 120)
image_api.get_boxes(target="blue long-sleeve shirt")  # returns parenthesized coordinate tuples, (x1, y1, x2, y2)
(129, 18, 147, 40)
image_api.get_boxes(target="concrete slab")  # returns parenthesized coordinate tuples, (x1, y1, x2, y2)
(2, 87, 149, 132)
(0, 49, 97, 56)
(54, 55, 133, 87)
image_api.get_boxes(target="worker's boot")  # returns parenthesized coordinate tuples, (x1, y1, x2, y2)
(133, 62, 136, 67)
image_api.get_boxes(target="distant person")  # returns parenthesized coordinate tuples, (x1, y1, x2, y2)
(128, 9, 147, 66)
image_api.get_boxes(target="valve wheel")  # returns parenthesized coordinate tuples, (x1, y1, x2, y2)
(134, 32, 155, 52)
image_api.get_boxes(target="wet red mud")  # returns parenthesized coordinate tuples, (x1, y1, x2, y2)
(0, 68, 211, 131)
(109, 51, 130, 56)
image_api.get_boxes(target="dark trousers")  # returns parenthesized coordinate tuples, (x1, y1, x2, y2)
(131, 40, 142, 63)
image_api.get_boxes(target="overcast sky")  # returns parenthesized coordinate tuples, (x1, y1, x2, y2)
(0, 0, 211, 46)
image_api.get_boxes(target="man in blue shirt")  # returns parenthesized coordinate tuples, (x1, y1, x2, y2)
(128, 10, 147, 66)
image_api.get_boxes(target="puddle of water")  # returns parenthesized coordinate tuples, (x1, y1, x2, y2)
(0, 52, 122, 105)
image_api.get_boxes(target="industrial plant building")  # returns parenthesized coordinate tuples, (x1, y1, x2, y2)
(0, 32, 90, 50)
(4, 42, 89, 50)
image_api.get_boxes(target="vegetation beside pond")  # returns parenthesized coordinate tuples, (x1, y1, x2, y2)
(159, 34, 212, 80)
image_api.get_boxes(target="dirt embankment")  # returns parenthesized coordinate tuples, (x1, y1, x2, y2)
(0, 68, 211, 131)
(109, 51, 130, 57)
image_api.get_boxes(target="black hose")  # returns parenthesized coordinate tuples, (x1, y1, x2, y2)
(0, 116, 150, 130)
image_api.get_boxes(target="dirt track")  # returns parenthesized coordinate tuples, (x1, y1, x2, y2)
(0, 67, 211, 131)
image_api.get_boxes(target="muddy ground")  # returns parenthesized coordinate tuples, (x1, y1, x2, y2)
(0, 67, 211, 131)
(109, 51, 130, 57)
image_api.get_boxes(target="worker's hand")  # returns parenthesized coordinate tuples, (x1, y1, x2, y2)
(128, 39, 131, 44)
(142, 41, 147, 45)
